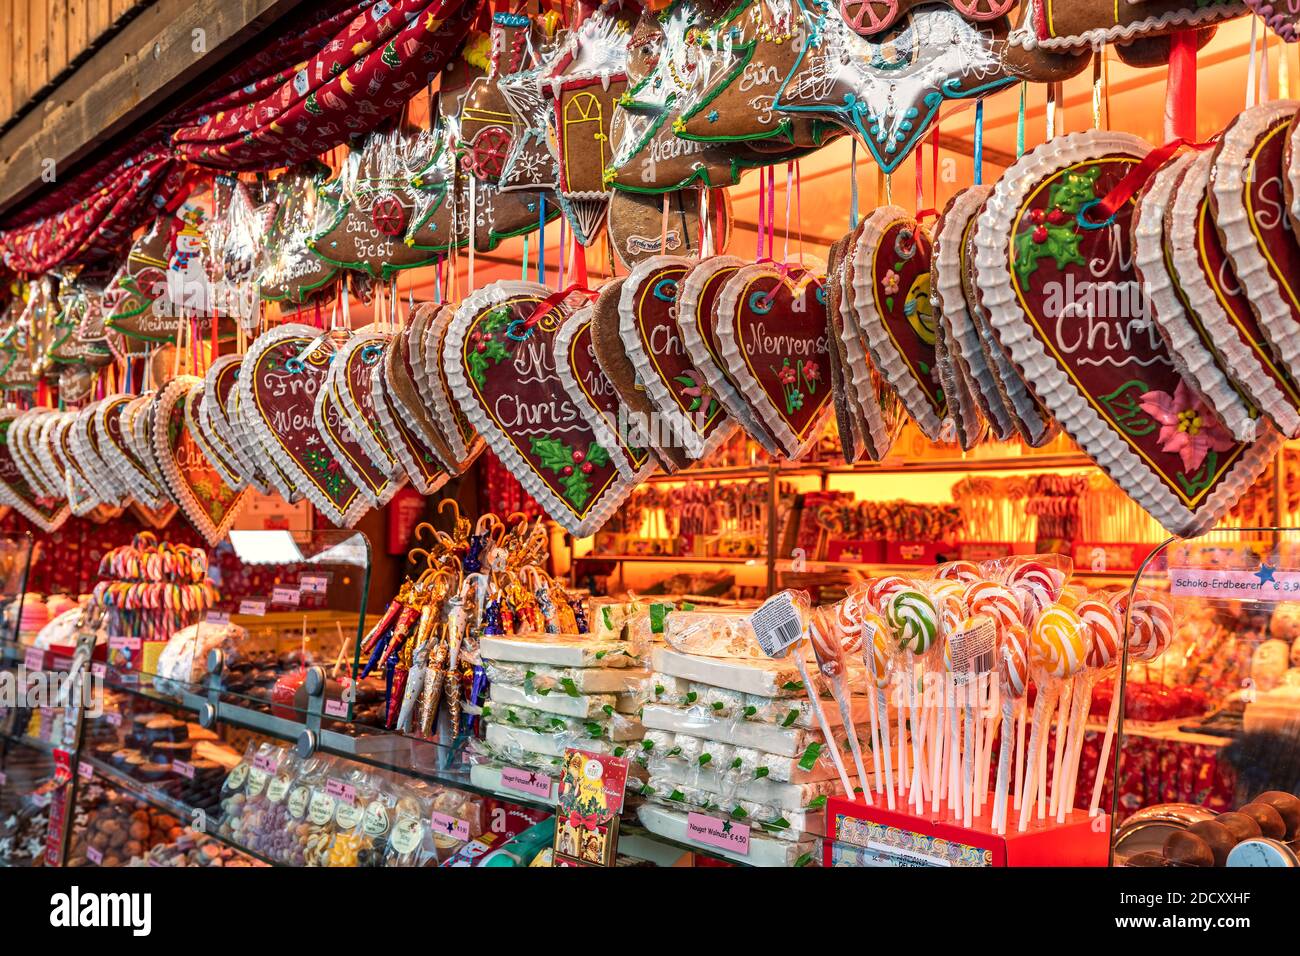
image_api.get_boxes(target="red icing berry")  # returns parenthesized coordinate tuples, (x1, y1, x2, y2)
(1046, 208, 1067, 226)
(561, 465, 574, 477)
(580, 462, 594, 475)
(571, 449, 585, 464)
(1030, 209, 1045, 225)
(1032, 226, 1049, 244)
(476, 342, 487, 353)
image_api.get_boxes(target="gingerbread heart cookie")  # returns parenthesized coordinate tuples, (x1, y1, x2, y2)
(618, 255, 738, 460)
(443, 281, 637, 536)
(591, 277, 689, 472)
(975, 129, 1280, 537)
(555, 304, 658, 483)
(1211, 101, 1300, 409)
(198, 355, 264, 493)
(69, 402, 125, 506)
(369, 351, 450, 497)
(417, 303, 484, 469)
(850, 207, 946, 440)
(1168, 150, 1300, 437)
(185, 381, 244, 492)
(1132, 151, 1258, 442)
(315, 335, 403, 509)
(606, 189, 731, 271)
(675, 256, 782, 456)
(238, 324, 371, 527)
(715, 263, 833, 460)
(825, 230, 868, 462)
(153, 376, 247, 546)
(96, 395, 167, 508)
(934, 185, 1016, 443)
(0, 409, 70, 532)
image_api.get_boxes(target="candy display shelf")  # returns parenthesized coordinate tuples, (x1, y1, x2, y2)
(77, 753, 278, 867)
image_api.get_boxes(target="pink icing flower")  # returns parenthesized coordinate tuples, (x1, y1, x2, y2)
(882, 270, 901, 296)
(802, 360, 820, 383)
(1139, 381, 1235, 473)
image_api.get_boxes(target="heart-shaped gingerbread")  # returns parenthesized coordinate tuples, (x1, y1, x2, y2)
(385, 304, 459, 472)
(151, 376, 247, 546)
(825, 230, 869, 462)
(57, 410, 102, 516)
(69, 402, 126, 505)
(228, 356, 301, 504)
(715, 263, 833, 460)
(1132, 151, 1259, 442)
(129, 500, 178, 530)
(195, 356, 257, 492)
(675, 257, 782, 457)
(238, 323, 370, 528)
(975, 130, 1281, 537)
(9, 410, 59, 501)
(443, 281, 637, 536)
(418, 303, 485, 469)
(96, 395, 168, 508)
(1212, 101, 1300, 404)
(1167, 150, 1300, 437)
(0, 409, 70, 532)
(934, 185, 1015, 443)
(369, 350, 450, 496)
(618, 255, 738, 461)
(555, 303, 658, 483)
(850, 206, 946, 441)
(315, 333, 404, 508)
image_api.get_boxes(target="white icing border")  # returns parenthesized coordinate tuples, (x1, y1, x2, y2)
(198, 356, 255, 492)
(11, 411, 57, 500)
(314, 347, 404, 511)
(369, 352, 449, 494)
(554, 305, 658, 483)
(443, 279, 637, 536)
(1211, 100, 1300, 425)
(975, 129, 1282, 536)
(383, 316, 457, 473)
(715, 262, 834, 460)
(618, 254, 738, 461)
(229, 352, 300, 504)
(1133, 150, 1257, 442)
(850, 206, 946, 441)
(419, 304, 474, 462)
(1288, 107, 1300, 235)
(238, 323, 369, 527)
(328, 331, 404, 480)
(70, 402, 125, 505)
(1168, 150, 1300, 437)
(128, 394, 170, 507)
(33, 412, 70, 499)
(0, 408, 70, 532)
(1012, 0, 1248, 50)
(675, 256, 782, 456)
(95, 395, 163, 508)
(834, 232, 900, 459)
(153, 376, 248, 546)
(188, 381, 246, 490)
(935, 184, 1016, 442)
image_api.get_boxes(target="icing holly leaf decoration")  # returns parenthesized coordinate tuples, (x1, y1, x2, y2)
(1099, 380, 1158, 438)
(1013, 167, 1101, 285)
(530, 437, 611, 509)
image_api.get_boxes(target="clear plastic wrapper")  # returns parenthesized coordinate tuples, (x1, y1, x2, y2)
(479, 633, 642, 668)
(481, 699, 643, 741)
(664, 609, 766, 659)
(484, 660, 650, 694)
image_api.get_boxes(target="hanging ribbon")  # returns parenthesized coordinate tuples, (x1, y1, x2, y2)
(1089, 137, 1216, 225)
(849, 139, 859, 229)
(1165, 31, 1198, 143)
(973, 101, 984, 186)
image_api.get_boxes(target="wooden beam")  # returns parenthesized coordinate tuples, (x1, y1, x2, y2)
(0, 0, 307, 217)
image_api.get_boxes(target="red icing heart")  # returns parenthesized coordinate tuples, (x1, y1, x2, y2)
(618, 255, 736, 461)
(714, 264, 833, 459)
(153, 376, 247, 546)
(238, 323, 371, 528)
(0, 409, 70, 532)
(444, 281, 636, 536)
(850, 207, 946, 440)
(975, 131, 1281, 537)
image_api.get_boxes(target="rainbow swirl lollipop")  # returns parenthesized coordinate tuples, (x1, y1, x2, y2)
(1030, 605, 1087, 679)
(888, 590, 938, 655)
(1076, 598, 1122, 670)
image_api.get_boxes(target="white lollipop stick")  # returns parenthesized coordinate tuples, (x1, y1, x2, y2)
(832, 681, 872, 804)
(876, 686, 896, 810)
(930, 679, 944, 814)
(896, 675, 908, 798)
(1017, 682, 1056, 832)
(792, 653, 856, 797)
(1089, 681, 1122, 817)
(1049, 679, 1074, 818)
(978, 678, 998, 815)
(1064, 677, 1095, 810)
(1014, 698, 1027, 811)
(867, 682, 884, 794)
(993, 697, 1014, 834)
(948, 675, 962, 819)
(962, 674, 976, 828)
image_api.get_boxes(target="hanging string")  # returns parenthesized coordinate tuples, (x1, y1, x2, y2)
(1165, 31, 1198, 143)
(849, 139, 859, 229)
(467, 175, 477, 292)
(1281, 36, 1292, 98)
(973, 101, 984, 186)
(521, 233, 530, 282)
(1247, 16, 1260, 109)
(766, 166, 776, 260)
(1261, 23, 1272, 104)
(783, 162, 793, 264)
(558, 215, 568, 289)
(1016, 82, 1027, 158)
(756, 166, 767, 259)
(1091, 51, 1103, 130)
(435, 255, 443, 304)
(661, 192, 671, 255)
(794, 162, 805, 267)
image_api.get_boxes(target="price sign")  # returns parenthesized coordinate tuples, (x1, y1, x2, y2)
(173, 761, 195, 780)
(239, 599, 267, 617)
(299, 574, 330, 595)
(24, 647, 43, 671)
(686, 812, 750, 856)
(500, 767, 552, 799)
(271, 587, 300, 606)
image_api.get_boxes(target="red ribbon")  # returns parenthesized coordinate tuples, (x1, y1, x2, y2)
(567, 811, 601, 829)
(1091, 137, 1216, 223)
(520, 283, 596, 334)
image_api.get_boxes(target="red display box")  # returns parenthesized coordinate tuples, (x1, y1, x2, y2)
(1070, 542, 1158, 575)
(886, 541, 959, 565)
(824, 795, 1110, 867)
(826, 539, 886, 563)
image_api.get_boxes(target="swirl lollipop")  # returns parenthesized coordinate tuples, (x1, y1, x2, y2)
(888, 590, 939, 655)
(1030, 606, 1088, 679)
(964, 580, 1021, 633)
(866, 619, 896, 808)
(809, 605, 868, 801)
(1019, 605, 1086, 831)
(993, 622, 1031, 833)
(1062, 597, 1122, 820)
(1128, 597, 1175, 663)
(929, 578, 968, 609)
(935, 560, 982, 584)
(1077, 598, 1122, 671)
(867, 575, 910, 612)
(1008, 559, 1067, 600)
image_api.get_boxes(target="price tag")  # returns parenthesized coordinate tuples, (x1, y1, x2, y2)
(271, 587, 300, 606)
(238, 599, 267, 617)
(32, 791, 50, 808)
(299, 574, 330, 595)
(324, 698, 349, 719)
(950, 617, 997, 685)
(173, 761, 195, 780)
(686, 812, 750, 856)
(325, 778, 356, 805)
(500, 766, 552, 799)
(86, 845, 103, 865)
(108, 635, 142, 651)
(50, 655, 73, 672)
(749, 592, 806, 659)
(431, 811, 471, 841)
(78, 761, 94, 782)
(253, 753, 279, 774)
(91, 662, 106, 678)
(24, 647, 43, 671)
(204, 611, 231, 626)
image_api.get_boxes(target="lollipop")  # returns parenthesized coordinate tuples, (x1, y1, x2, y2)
(867, 575, 910, 612)
(831, 594, 869, 657)
(1030, 606, 1088, 679)
(888, 590, 938, 655)
(869, 625, 891, 690)
(1128, 598, 1175, 663)
(867, 619, 896, 808)
(1008, 559, 1067, 600)
(935, 560, 982, 584)
(964, 581, 1020, 633)
(998, 624, 1031, 698)
(809, 606, 846, 677)
(993, 622, 1031, 833)
(810, 605, 871, 802)
(1077, 598, 1122, 670)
